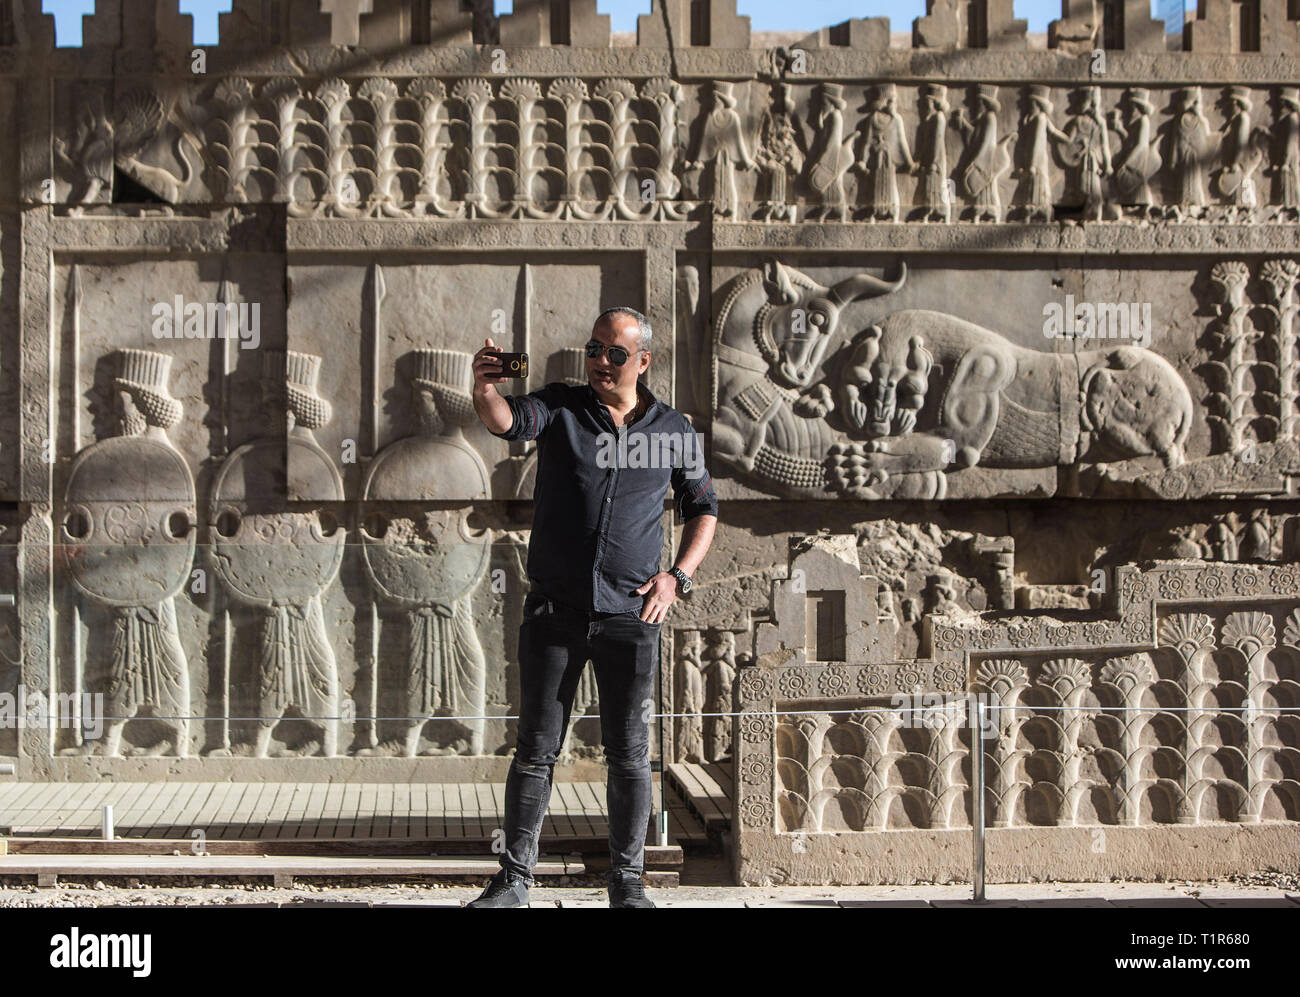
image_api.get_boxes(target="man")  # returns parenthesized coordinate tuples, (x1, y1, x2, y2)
(467, 307, 718, 908)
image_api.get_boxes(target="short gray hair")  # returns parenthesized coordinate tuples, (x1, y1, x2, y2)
(594, 306, 652, 353)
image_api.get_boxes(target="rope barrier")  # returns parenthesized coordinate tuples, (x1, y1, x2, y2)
(6, 702, 1295, 902)
(5, 705, 1298, 723)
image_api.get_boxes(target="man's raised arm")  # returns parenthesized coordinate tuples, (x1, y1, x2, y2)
(472, 337, 514, 436)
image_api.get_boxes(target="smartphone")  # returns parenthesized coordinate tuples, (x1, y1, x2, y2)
(495, 352, 529, 378)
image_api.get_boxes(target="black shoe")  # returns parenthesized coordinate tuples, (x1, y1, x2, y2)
(465, 869, 531, 908)
(608, 872, 656, 908)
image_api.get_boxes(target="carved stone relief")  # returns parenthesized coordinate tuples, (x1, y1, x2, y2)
(45, 77, 1300, 223)
(209, 351, 345, 757)
(359, 350, 491, 757)
(732, 532, 1300, 883)
(709, 257, 1300, 501)
(59, 349, 195, 757)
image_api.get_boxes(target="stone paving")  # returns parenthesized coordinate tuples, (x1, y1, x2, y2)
(1, 880, 1296, 908)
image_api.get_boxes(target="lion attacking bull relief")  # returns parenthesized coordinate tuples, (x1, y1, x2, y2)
(711, 259, 1194, 499)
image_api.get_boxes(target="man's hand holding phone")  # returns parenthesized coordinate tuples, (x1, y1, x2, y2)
(473, 338, 527, 391)
(473, 338, 508, 391)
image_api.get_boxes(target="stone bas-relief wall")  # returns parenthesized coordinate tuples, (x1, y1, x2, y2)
(1, 0, 1299, 882)
(706, 256, 1300, 501)
(730, 533, 1300, 883)
(39, 76, 1300, 225)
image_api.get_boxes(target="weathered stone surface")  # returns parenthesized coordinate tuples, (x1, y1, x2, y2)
(732, 545, 1300, 882)
(735, 824, 1300, 886)
(1050, 0, 1166, 53)
(794, 17, 889, 52)
(1188, 0, 1300, 54)
(915, 0, 1027, 50)
(637, 0, 750, 49)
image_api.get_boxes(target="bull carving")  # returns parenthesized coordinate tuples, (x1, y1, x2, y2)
(711, 259, 906, 495)
(711, 259, 1194, 499)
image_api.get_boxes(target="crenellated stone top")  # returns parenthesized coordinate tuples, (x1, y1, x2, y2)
(1, 0, 1298, 55)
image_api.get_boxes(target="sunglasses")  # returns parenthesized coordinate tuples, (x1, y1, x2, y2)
(584, 340, 644, 367)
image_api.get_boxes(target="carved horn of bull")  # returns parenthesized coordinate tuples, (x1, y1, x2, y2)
(827, 263, 908, 306)
(762, 258, 799, 304)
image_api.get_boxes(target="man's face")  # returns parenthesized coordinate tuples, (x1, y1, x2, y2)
(588, 314, 649, 397)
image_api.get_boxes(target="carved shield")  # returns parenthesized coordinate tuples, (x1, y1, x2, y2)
(60, 435, 197, 607)
(1055, 133, 1087, 169)
(962, 163, 991, 197)
(1214, 164, 1245, 197)
(209, 435, 345, 607)
(360, 436, 490, 607)
(809, 141, 853, 194)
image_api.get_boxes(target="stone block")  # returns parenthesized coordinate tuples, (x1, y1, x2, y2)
(638, 0, 750, 48)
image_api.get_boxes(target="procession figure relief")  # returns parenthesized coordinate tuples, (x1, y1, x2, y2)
(1163, 86, 1212, 219)
(803, 83, 856, 221)
(703, 631, 736, 762)
(359, 350, 490, 757)
(1058, 86, 1112, 221)
(1213, 86, 1265, 219)
(953, 85, 1010, 222)
(754, 82, 805, 221)
(61, 349, 195, 758)
(1269, 87, 1300, 218)
(913, 84, 951, 222)
(1014, 84, 1064, 222)
(857, 83, 914, 222)
(688, 81, 755, 218)
(209, 350, 345, 758)
(676, 631, 705, 763)
(1107, 88, 1161, 215)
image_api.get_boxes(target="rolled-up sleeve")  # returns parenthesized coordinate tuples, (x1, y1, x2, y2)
(488, 382, 568, 442)
(671, 421, 718, 521)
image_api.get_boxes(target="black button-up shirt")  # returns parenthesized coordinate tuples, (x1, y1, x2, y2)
(490, 379, 718, 613)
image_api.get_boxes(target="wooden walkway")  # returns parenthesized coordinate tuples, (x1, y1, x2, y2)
(665, 762, 733, 844)
(0, 854, 585, 888)
(0, 781, 628, 841)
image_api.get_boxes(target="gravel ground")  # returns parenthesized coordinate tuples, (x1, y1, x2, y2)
(0, 861, 1296, 908)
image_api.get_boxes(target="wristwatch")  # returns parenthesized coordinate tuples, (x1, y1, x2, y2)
(669, 566, 693, 594)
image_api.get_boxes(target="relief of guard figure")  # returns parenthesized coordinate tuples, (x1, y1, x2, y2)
(856, 83, 914, 222)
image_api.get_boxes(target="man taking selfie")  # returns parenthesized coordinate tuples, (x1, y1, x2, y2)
(467, 306, 717, 908)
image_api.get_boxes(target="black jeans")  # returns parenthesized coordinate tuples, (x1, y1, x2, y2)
(501, 589, 661, 881)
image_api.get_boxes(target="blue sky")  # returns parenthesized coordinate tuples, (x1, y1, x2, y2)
(41, 0, 1181, 47)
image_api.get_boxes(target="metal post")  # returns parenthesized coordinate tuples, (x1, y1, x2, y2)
(972, 702, 986, 903)
(0, 763, 11, 839)
(102, 804, 114, 842)
(655, 630, 668, 848)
